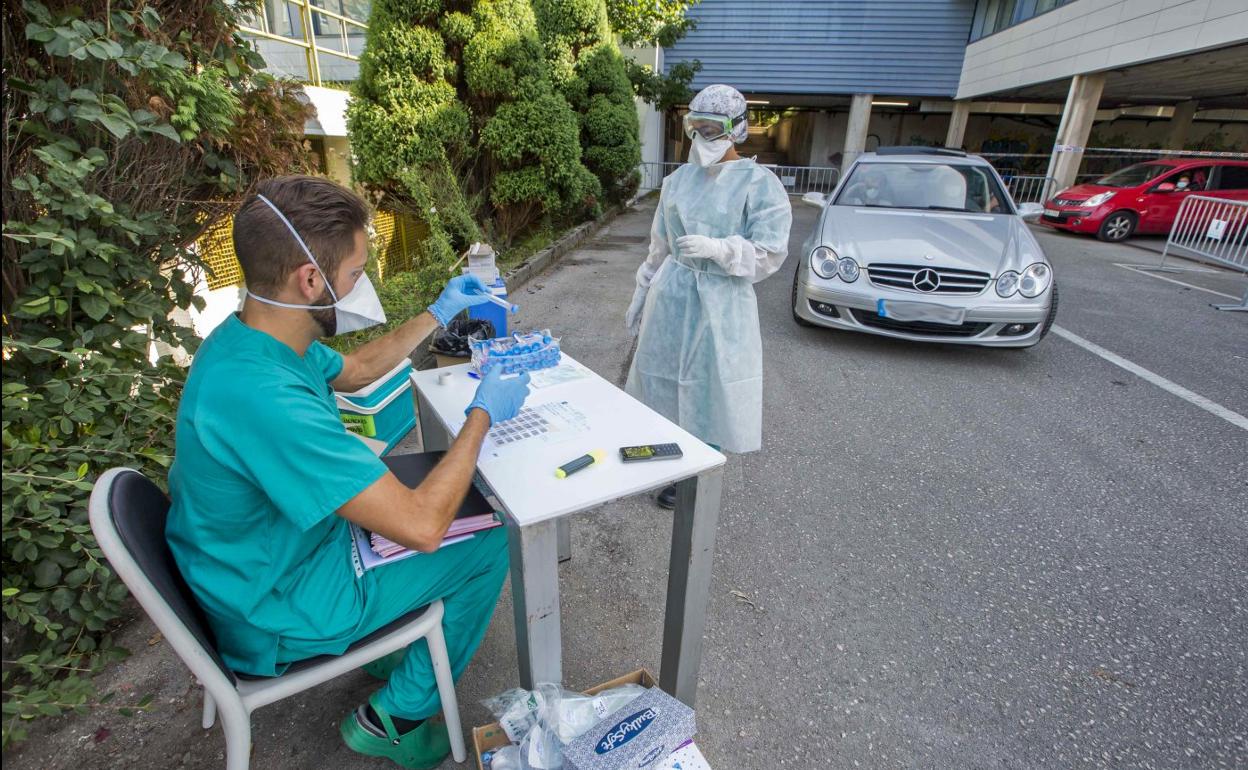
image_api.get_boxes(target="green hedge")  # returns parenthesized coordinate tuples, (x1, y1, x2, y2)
(1, 0, 310, 744)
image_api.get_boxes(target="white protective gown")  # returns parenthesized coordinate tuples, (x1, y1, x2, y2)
(625, 158, 791, 453)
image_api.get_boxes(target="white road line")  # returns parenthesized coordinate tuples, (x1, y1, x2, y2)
(1052, 326, 1248, 432)
(1114, 263, 1242, 300)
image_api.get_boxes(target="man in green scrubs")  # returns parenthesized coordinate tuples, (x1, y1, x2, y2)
(167, 176, 529, 768)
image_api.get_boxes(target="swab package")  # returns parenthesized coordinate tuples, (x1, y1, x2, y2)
(470, 329, 562, 376)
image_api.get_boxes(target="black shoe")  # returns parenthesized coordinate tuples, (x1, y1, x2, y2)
(656, 484, 676, 509)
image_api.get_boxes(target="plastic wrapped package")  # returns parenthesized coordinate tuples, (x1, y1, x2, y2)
(483, 744, 521, 770)
(481, 682, 649, 769)
(470, 330, 561, 376)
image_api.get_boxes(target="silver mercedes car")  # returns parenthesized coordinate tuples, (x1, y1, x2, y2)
(791, 148, 1058, 348)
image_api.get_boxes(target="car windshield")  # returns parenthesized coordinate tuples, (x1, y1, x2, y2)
(833, 162, 1011, 213)
(1094, 163, 1173, 188)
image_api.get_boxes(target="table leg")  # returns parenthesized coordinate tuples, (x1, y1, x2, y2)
(557, 518, 572, 563)
(659, 467, 724, 708)
(416, 389, 450, 452)
(507, 519, 562, 689)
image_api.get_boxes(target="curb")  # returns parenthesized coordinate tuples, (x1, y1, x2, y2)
(411, 203, 630, 369)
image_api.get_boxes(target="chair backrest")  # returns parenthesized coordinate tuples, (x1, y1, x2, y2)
(88, 468, 237, 684)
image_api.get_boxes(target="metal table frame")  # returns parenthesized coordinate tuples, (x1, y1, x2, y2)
(417, 390, 723, 707)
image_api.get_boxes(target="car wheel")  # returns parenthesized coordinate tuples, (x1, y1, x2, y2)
(1097, 211, 1136, 242)
(791, 266, 814, 327)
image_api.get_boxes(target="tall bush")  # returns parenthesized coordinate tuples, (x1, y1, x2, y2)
(350, 0, 599, 249)
(533, 0, 641, 202)
(1, 0, 310, 744)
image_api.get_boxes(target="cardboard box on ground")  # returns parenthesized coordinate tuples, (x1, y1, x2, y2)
(473, 670, 708, 770)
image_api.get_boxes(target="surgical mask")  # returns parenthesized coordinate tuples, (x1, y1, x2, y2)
(689, 134, 733, 168)
(246, 194, 385, 336)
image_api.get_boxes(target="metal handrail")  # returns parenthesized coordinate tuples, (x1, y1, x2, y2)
(238, 0, 368, 86)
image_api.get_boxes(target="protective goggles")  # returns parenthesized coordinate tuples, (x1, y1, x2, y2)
(683, 110, 745, 141)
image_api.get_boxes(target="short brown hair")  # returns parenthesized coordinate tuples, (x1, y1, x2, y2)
(233, 175, 370, 293)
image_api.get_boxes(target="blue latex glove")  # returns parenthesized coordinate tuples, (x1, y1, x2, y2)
(428, 274, 492, 327)
(465, 367, 531, 425)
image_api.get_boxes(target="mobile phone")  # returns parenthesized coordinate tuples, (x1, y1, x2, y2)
(619, 443, 683, 463)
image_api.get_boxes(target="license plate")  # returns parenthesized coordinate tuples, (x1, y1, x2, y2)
(877, 299, 965, 325)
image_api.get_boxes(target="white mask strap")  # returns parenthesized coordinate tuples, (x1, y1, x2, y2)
(256, 194, 340, 303)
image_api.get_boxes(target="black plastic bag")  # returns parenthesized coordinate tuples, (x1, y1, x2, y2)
(429, 317, 495, 357)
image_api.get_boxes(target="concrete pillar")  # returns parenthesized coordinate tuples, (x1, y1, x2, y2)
(842, 94, 873, 169)
(1046, 73, 1105, 193)
(807, 111, 834, 166)
(1166, 100, 1198, 150)
(945, 101, 971, 149)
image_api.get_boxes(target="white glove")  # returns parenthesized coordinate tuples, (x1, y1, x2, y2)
(675, 234, 730, 262)
(625, 284, 647, 337)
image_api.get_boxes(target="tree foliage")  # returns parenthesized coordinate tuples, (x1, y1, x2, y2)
(350, 0, 605, 250)
(1, 0, 310, 744)
(533, 0, 641, 202)
(606, 0, 700, 48)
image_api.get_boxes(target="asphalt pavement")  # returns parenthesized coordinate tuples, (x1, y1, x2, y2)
(9, 196, 1246, 769)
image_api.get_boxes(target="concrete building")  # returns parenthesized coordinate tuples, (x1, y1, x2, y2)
(661, 0, 1247, 187)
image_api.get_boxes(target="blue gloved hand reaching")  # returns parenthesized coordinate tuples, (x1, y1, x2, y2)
(428, 274, 493, 327)
(465, 367, 531, 425)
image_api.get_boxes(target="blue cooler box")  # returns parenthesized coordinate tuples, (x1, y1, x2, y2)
(334, 359, 416, 453)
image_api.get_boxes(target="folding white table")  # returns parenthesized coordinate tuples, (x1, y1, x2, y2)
(410, 355, 725, 706)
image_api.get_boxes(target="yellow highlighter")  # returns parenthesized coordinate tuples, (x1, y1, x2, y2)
(555, 450, 605, 479)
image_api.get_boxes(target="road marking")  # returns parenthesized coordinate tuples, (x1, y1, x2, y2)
(1052, 326, 1248, 432)
(1114, 263, 1242, 300)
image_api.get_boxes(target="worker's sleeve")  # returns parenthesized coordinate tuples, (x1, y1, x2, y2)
(306, 340, 346, 384)
(196, 371, 387, 532)
(636, 177, 672, 289)
(710, 169, 792, 283)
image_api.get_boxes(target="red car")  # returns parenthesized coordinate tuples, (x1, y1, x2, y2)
(1040, 159, 1248, 242)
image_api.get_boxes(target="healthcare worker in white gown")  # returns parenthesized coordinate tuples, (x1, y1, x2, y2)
(624, 84, 792, 509)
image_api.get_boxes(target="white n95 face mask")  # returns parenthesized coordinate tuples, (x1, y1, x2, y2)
(689, 134, 733, 168)
(246, 194, 386, 336)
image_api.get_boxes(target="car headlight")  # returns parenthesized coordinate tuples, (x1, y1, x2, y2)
(837, 257, 859, 282)
(996, 271, 1020, 297)
(1084, 191, 1115, 207)
(1018, 263, 1052, 298)
(811, 246, 839, 279)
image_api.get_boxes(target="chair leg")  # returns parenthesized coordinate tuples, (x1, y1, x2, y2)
(219, 696, 253, 770)
(427, 623, 466, 763)
(202, 688, 217, 729)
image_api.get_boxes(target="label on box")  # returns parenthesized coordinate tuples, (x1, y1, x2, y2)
(562, 687, 695, 770)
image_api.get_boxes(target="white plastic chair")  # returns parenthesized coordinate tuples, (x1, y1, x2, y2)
(88, 467, 467, 770)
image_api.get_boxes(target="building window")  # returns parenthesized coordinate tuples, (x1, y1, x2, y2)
(972, 0, 1072, 41)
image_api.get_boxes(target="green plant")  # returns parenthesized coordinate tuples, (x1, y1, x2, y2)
(2, 0, 310, 745)
(533, 0, 640, 202)
(605, 0, 700, 48)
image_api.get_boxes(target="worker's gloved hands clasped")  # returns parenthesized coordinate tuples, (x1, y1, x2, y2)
(675, 234, 731, 264)
(428, 274, 492, 327)
(465, 367, 531, 425)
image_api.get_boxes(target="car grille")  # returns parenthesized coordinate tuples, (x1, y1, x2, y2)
(848, 308, 990, 337)
(866, 263, 991, 295)
(1053, 198, 1086, 206)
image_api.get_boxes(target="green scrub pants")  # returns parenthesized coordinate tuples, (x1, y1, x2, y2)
(277, 526, 509, 720)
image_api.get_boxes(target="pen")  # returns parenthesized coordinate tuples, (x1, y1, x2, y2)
(555, 450, 605, 479)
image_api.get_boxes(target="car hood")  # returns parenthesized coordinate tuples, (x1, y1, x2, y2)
(818, 207, 1045, 274)
(1053, 183, 1118, 201)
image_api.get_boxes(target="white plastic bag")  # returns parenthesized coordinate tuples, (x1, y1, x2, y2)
(482, 688, 545, 742)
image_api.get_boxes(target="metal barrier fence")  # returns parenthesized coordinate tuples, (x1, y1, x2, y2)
(1159, 195, 1248, 311)
(637, 162, 839, 196)
(980, 148, 1248, 187)
(1001, 175, 1056, 204)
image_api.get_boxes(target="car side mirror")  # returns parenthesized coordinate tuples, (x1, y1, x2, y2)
(1154, 182, 1176, 193)
(1017, 202, 1044, 221)
(801, 191, 827, 208)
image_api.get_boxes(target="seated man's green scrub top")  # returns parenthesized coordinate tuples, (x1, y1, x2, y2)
(166, 313, 387, 676)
